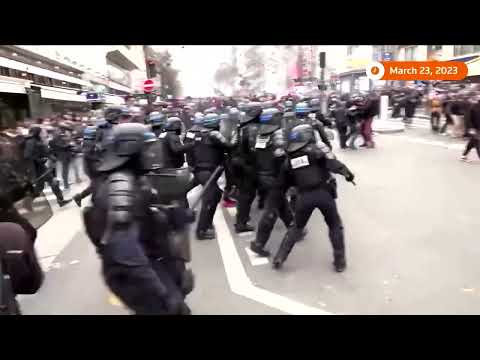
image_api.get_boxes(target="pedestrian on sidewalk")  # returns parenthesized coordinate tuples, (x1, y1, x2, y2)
(450, 94, 467, 138)
(430, 93, 442, 132)
(360, 92, 379, 148)
(461, 95, 480, 162)
(404, 88, 421, 125)
(440, 93, 455, 135)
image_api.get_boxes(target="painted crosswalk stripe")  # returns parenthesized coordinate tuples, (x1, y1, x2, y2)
(245, 247, 270, 266)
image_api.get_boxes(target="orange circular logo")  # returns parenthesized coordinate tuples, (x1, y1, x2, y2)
(371, 66, 380, 75)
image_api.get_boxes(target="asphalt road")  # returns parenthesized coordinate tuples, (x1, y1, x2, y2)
(19, 127, 480, 315)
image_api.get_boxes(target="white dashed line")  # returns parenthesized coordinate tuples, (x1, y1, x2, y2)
(213, 210, 331, 315)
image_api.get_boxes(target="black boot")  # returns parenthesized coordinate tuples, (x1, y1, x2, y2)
(272, 228, 299, 269)
(333, 249, 347, 272)
(57, 197, 72, 207)
(250, 241, 270, 257)
(73, 194, 82, 207)
(234, 222, 254, 233)
(196, 228, 215, 240)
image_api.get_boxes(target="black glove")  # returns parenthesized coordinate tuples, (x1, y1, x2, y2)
(345, 172, 355, 183)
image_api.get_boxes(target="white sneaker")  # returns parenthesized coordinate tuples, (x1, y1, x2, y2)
(460, 155, 469, 162)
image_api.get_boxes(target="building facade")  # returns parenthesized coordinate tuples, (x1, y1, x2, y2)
(0, 45, 147, 128)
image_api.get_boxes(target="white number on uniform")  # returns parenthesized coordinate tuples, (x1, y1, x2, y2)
(186, 132, 196, 139)
(159, 132, 167, 138)
(290, 155, 310, 169)
(255, 135, 270, 149)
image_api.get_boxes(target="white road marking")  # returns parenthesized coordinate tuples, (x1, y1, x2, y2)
(388, 134, 466, 151)
(244, 247, 270, 266)
(213, 211, 331, 315)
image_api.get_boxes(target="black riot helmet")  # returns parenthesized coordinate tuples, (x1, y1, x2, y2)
(239, 104, 263, 127)
(259, 108, 282, 135)
(165, 116, 183, 133)
(287, 124, 315, 153)
(97, 123, 150, 172)
(202, 113, 221, 129)
(148, 111, 166, 129)
(104, 106, 131, 124)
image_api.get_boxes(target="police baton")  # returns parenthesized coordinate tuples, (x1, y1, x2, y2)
(190, 165, 225, 210)
(31, 168, 55, 186)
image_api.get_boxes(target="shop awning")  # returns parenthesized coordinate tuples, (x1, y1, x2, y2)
(466, 57, 480, 77)
(104, 94, 126, 105)
(39, 86, 86, 102)
(0, 77, 30, 94)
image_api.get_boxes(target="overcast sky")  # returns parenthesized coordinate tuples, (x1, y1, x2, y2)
(152, 45, 348, 96)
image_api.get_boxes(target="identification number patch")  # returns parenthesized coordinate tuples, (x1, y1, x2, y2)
(255, 135, 270, 149)
(290, 155, 310, 169)
(159, 132, 167, 138)
(186, 132, 196, 139)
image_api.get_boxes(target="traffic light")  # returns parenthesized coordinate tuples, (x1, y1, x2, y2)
(319, 52, 326, 69)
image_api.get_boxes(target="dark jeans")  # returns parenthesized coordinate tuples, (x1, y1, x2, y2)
(463, 137, 480, 158)
(194, 170, 222, 233)
(274, 187, 345, 265)
(431, 111, 441, 131)
(59, 156, 80, 189)
(253, 177, 293, 249)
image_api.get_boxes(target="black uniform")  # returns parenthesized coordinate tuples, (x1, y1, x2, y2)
(192, 114, 234, 239)
(462, 99, 480, 159)
(159, 117, 195, 169)
(83, 123, 194, 315)
(184, 115, 205, 169)
(49, 127, 76, 190)
(23, 127, 70, 207)
(272, 124, 355, 272)
(231, 105, 263, 233)
(72, 125, 99, 207)
(329, 98, 349, 149)
(248, 110, 294, 257)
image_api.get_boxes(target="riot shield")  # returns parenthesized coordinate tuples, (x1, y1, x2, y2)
(0, 133, 53, 230)
(14, 191, 53, 230)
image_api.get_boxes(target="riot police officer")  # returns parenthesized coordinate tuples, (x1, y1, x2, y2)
(272, 124, 355, 272)
(247, 108, 294, 257)
(220, 111, 239, 208)
(231, 104, 263, 233)
(345, 94, 367, 150)
(95, 106, 131, 161)
(72, 125, 98, 207)
(24, 126, 71, 207)
(184, 113, 205, 169)
(83, 123, 194, 315)
(328, 94, 349, 149)
(191, 113, 234, 240)
(147, 111, 167, 137)
(158, 117, 195, 169)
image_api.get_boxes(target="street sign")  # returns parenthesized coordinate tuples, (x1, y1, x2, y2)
(143, 79, 155, 94)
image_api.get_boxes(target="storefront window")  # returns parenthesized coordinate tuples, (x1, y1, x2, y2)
(454, 45, 480, 56)
(405, 46, 417, 61)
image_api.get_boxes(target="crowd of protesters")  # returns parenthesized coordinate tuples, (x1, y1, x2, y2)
(419, 84, 480, 162)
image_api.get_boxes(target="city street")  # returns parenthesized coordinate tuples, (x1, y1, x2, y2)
(19, 127, 480, 315)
